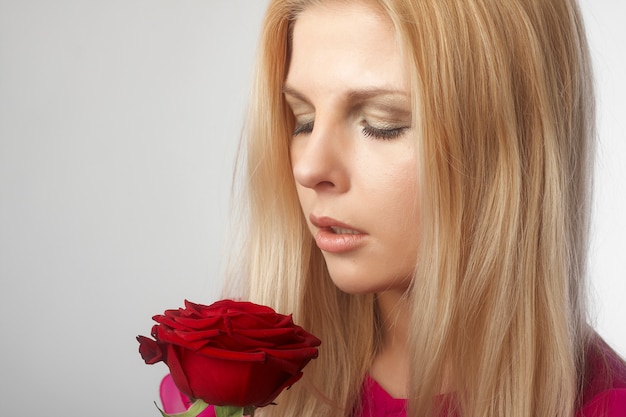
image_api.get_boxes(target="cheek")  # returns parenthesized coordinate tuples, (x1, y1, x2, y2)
(363, 155, 419, 216)
(395, 171, 419, 216)
(290, 150, 303, 201)
(293, 184, 317, 225)
(374, 162, 420, 247)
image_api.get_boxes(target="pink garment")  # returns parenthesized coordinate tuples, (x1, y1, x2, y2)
(160, 374, 216, 417)
(357, 375, 407, 417)
(357, 377, 626, 417)
(356, 337, 626, 417)
(575, 337, 626, 417)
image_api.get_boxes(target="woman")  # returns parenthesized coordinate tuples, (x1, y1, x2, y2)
(166, 0, 626, 416)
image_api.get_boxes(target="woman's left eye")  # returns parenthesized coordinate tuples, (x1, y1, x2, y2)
(362, 124, 407, 140)
(293, 120, 314, 136)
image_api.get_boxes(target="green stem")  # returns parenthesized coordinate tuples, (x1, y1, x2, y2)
(215, 405, 245, 417)
(155, 399, 210, 417)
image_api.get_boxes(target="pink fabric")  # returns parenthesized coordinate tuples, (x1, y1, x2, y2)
(356, 337, 626, 417)
(577, 389, 626, 416)
(357, 375, 407, 417)
(357, 379, 626, 417)
(160, 374, 216, 417)
(574, 337, 626, 417)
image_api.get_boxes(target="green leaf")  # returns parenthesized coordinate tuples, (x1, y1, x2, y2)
(154, 399, 210, 417)
(215, 406, 245, 417)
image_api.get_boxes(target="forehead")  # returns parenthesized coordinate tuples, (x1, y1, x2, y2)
(290, 1, 395, 53)
(286, 1, 408, 95)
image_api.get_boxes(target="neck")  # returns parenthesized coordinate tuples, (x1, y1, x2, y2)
(369, 289, 411, 398)
(377, 290, 410, 349)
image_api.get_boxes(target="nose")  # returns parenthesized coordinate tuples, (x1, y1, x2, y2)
(290, 120, 349, 193)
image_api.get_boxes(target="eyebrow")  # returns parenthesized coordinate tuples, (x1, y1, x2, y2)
(282, 84, 410, 104)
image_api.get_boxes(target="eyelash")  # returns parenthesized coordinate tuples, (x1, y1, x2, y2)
(292, 122, 407, 140)
(293, 121, 314, 136)
(362, 125, 406, 140)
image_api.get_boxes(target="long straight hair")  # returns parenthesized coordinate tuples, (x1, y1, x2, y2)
(225, 0, 596, 416)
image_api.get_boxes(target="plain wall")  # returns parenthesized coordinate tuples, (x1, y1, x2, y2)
(0, 1, 623, 415)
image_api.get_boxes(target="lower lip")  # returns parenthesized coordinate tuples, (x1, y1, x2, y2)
(314, 228, 366, 253)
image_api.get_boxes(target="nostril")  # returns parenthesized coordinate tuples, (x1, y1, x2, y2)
(315, 180, 335, 190)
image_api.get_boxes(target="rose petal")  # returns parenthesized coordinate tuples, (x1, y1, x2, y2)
(137, 335, 164, 364)
(173, 328, 221, 343)
(195, 346, 266, 362)
(165, 344, 194, 400)
(255, 371, 303, 407)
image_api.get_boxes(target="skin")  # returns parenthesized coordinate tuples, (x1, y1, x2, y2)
(285, 0, 417, 397)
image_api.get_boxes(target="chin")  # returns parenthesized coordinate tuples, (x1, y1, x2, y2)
(327, 270, 389, 295)
(331, 279, 376, 295)
(325, 262, 413, 296)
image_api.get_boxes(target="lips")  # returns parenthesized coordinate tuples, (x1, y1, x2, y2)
(309, 214, 366, 253)
(329, 226, 360, 235)
(309, 214, 364, 234)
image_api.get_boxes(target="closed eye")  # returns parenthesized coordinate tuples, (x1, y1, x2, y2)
(293, 121, 314, 136)
(362, 125, 407, 140)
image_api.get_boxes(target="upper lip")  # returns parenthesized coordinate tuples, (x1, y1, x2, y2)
(309, 214, 365, 234)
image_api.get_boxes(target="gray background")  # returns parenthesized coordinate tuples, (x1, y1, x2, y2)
(0, 1, 623, 416)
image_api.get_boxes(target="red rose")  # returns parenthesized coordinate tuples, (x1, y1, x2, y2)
(137, 300, 321, 408)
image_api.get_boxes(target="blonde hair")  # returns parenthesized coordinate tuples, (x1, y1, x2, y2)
(225, 0, 596, 416)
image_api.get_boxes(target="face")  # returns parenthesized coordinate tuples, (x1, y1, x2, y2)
(285, 1, 420, 295)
